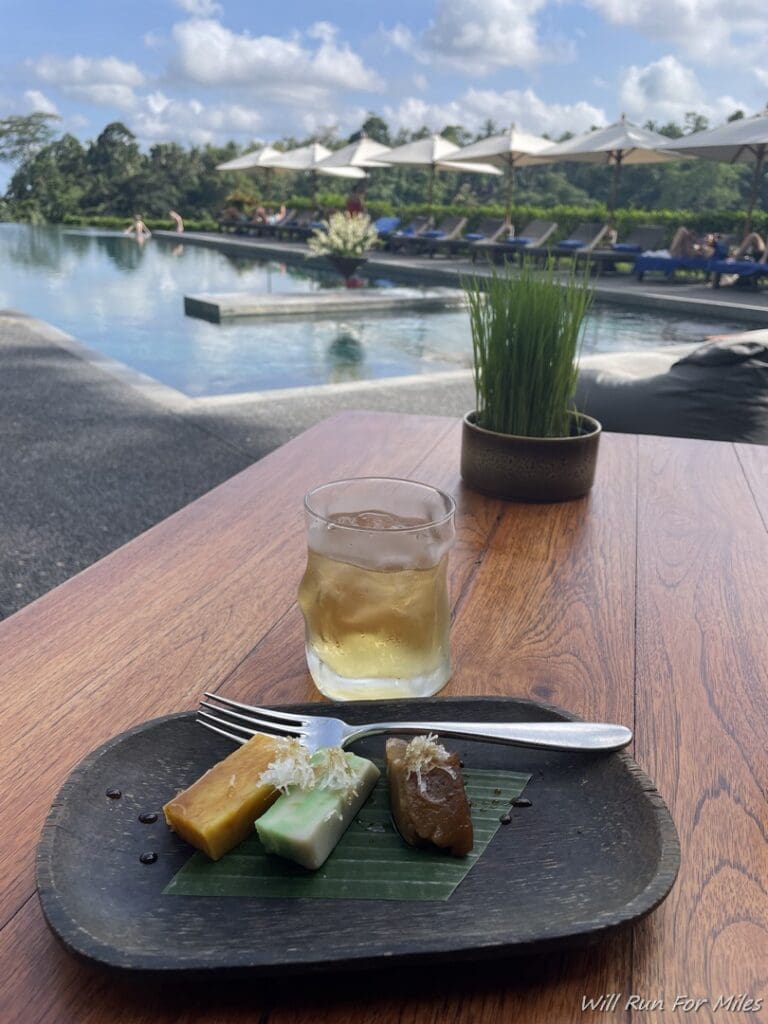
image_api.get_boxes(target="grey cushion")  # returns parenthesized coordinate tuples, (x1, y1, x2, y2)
(574, 338, 768, 444)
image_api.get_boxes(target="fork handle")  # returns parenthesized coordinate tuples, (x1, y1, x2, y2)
(345, 720, 632, 752)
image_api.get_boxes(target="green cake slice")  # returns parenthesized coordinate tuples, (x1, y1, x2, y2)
(255, 751, 380, 870)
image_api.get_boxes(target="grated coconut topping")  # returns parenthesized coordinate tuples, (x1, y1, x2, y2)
(402, 734, 456, 794)
(260, 741, 357, 798)
(260, 738, 315, 793)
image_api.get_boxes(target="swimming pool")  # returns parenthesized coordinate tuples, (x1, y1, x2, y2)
(0, 224, 749, 398)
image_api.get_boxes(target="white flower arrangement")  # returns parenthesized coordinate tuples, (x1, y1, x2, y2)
(307, 211, 380, 259)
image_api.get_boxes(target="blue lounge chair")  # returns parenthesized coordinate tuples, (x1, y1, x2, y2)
(575, 226, 667, 275)
(424, 217, 507, 258)
(387, 216, 431, 252)
(373, 216, 401, 240)
(524, 222, 608, 266)
(398, 215, 467, 255)
(711, 258, 768, 288)
(634, 254, 715, 281)
(472, 220, 558, 264)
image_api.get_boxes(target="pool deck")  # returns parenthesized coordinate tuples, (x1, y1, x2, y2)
(0, 309, 475, 617)
(159, 230, 768, 326)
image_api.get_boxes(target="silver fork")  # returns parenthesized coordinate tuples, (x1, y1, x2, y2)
(198, 692, 632, 753)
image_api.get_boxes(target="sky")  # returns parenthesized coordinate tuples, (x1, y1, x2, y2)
(1, 0, 767, 152)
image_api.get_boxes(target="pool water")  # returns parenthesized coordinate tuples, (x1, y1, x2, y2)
(0, 224, 748, 398)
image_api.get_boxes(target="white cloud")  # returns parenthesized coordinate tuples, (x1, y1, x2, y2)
(385, 0, 566, 74)
(173, 0, 223, 15)
(29, 54, 145, 110)
(382, 24, 420, 57)
(143, 31, 165, 48)
(23, 89, 59, 115)
(385, 87, 604, 138)
(131, 91, 262, 145)
(755, 69, 768, 88)
(620, 56, 746, 126)
(587, 0, 766, 63)
(170, 18, 383, 100)
(31, 54, 145, 87)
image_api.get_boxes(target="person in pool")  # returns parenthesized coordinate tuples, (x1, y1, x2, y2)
(168, 210, 184, 233)
(124, 215, 152, 241)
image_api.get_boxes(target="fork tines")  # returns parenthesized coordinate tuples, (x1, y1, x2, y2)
(197, 692, 308, 747)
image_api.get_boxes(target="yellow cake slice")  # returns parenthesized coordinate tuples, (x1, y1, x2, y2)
(163, 731, 286, 860)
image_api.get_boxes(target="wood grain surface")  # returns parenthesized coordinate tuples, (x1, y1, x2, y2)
(0, 411, 765, 1024)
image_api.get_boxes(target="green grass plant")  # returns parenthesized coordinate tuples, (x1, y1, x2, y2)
(465, 262, 593, 438)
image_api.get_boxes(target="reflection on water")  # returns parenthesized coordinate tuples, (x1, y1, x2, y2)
(0, 223, 749, 398)
(327, 327, 365, 383)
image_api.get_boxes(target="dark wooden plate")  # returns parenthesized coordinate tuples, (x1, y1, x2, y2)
(36, 696, 679, 975)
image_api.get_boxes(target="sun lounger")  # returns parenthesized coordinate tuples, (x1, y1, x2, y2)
(575, 226, 667, 275)
(524, 222, 609, 265)
(373, 216, 401, 241)
(256, 210, 297, 239)
(711, 258, 768, 288)
(278, 210, 319, 241)
(471, 220, 558, 264)
(217, 212, 249, 234)
(386, 216, 431, 252)
(634, 254, 715, 281)
(424, 217, 507, 258)
(397, 215, 467, 255)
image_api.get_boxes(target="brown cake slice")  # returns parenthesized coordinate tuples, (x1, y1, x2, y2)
(386, 736, 473, 857)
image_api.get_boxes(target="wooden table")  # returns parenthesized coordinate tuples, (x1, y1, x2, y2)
(1, 412, 766, 1024)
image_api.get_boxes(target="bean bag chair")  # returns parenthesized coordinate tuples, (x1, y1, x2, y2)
(574, 337, 768, 444)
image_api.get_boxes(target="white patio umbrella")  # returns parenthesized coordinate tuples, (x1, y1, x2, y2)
(530, 116, 679, 217)
(215, 144, 282, 172)
(267, 142, 365, 204)
(444, 125, 553, 222)
(661, 110, 768, 233)
(216, 144, 285, 200)
(380, 133, 500, 203)
(315, 135, 392, 171)
(270, 143, 365, 178)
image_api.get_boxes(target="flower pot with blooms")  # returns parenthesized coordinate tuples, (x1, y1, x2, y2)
(308, 212, 380, 282)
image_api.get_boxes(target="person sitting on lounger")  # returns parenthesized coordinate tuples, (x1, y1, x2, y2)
(668, 228, 725, 259)
(266, 204, 287, 225)
(732, 232, 767, 262)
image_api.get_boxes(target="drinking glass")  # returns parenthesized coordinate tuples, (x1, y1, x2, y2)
(298, 477, 456, 700)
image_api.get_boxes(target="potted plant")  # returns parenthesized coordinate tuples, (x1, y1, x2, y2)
(307, 211, 379, 281)
(461, 262, 600, 502)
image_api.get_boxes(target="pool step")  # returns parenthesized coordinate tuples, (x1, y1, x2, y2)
(184, 288, 465, 323)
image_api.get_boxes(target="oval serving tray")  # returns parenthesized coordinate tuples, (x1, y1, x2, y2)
(36, 696, 679, 975)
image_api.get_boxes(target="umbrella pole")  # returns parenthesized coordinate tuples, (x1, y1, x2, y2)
(428, 164, 435, 209)
(745, 148, 765, 237)
(505, 157, 514, 228)
(608, 154, 622, 226)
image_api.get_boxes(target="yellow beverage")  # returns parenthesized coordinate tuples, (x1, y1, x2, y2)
(299, 484, 455, 700)
(299, 550, 450, 696)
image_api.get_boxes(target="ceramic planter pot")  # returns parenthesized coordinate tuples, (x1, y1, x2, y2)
(327, 254, 367, 280)
(460, 411, 601, 502)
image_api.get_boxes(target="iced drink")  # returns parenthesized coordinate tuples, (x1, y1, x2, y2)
(299, 482, 455, 700)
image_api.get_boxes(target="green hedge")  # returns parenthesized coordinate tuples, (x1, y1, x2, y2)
(244, 198, 764, 240)
(57, 204, 763, 242)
